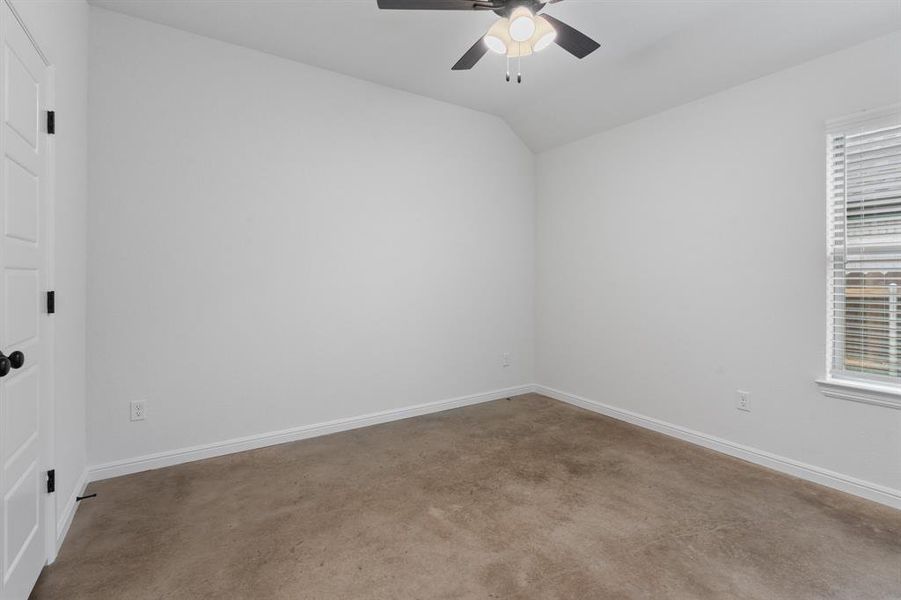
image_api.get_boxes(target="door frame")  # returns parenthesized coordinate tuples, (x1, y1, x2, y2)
(3, 0, 57, 568)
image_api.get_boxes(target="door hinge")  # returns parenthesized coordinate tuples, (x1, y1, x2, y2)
(47, 110, 55, 135)
(47, 469, 55, 494)
(47, 290, 55, 314)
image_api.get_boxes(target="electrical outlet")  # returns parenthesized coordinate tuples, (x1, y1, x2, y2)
(130, 400, 146, 421)
(736, 390, 750, 412)
(502, 353, 510, 367)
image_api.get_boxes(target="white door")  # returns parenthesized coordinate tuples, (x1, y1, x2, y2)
(0, 1, 51, 598)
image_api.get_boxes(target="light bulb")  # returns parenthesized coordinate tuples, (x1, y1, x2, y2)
(531, 16, 556, 52)
(508, 7, 535, 43)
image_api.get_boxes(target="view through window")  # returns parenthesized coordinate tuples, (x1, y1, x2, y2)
(828, 107, 901, 384)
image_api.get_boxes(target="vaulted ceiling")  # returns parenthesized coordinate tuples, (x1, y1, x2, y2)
(90, 0, 901, 151)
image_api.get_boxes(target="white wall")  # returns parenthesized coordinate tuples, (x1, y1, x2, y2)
(536, 32, 901, 493)
(13, 0, 89, 545)
(86, 5, 900, 505)
(87, 8, 534, 467)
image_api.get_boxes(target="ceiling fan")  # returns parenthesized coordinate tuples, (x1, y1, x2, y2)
(376, 0, 600, 81)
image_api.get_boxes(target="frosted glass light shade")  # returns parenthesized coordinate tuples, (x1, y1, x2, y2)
(508, 7, 535, 42)
(531, 16, 556, 52)
(484, 18, 510, 54)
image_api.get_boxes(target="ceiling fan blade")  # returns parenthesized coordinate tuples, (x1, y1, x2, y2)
(452, 37, 489, 70)
(377, 0, 501, 9)
(542, 14, 600, 59)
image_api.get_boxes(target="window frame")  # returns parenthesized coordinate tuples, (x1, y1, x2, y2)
(819, 104, 901, 409)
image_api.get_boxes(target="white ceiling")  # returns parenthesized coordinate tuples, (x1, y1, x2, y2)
(89, 0, 901, 152)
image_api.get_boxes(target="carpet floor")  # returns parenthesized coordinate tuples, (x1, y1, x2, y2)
(31, 394, 901, 599)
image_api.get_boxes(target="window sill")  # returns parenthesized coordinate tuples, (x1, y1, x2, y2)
(816, 378, 901, 410)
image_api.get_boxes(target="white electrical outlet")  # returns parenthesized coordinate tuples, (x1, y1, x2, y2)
(130, 400, 146, 421)
(736, 390, 750, 412)
(502, 353, 510, 367)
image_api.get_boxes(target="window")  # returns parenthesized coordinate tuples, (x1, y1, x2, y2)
(827, 105, 901, 391)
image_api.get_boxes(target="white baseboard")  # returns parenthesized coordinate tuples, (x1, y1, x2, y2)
(535, 385, 901, 510)
(88, 384, 533, 483)
(86, 383, 899, 510)
(50, 467, 88, 563)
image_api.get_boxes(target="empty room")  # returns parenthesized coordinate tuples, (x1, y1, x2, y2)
(0, 0, 898, 598)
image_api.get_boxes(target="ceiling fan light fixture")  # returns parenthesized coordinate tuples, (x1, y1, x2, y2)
(531, 16, 556, 52)
(484, 18, 510, 54)
(506, 41, 532, 58)
(508, 6, 535, 42)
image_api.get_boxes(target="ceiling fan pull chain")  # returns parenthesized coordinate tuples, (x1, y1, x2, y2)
(517, 48, 522, 84)
(505, 54, 510, 82)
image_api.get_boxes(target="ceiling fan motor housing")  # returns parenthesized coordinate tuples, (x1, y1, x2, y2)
(489, 1, 548, 18)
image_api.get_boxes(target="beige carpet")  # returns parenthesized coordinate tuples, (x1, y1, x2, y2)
(31, 394, 901, 599)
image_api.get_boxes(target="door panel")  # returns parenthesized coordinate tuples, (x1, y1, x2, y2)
(2, 367, 37, 464)
(3, 269, 37, 346)
(3, 46, 36, 150)
(0, 1, 49, 598)
(3, 462, 38, 579)
(4, 159, 39, 243)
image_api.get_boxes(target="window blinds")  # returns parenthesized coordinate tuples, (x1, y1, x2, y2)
(828, 108, 901, 383)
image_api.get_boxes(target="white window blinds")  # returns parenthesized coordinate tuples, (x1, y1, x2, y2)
(828, 106, 901, 384)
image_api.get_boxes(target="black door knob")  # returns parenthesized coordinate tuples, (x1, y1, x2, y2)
(8, 351, 23, 369)
(0, 350, 24, 376)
